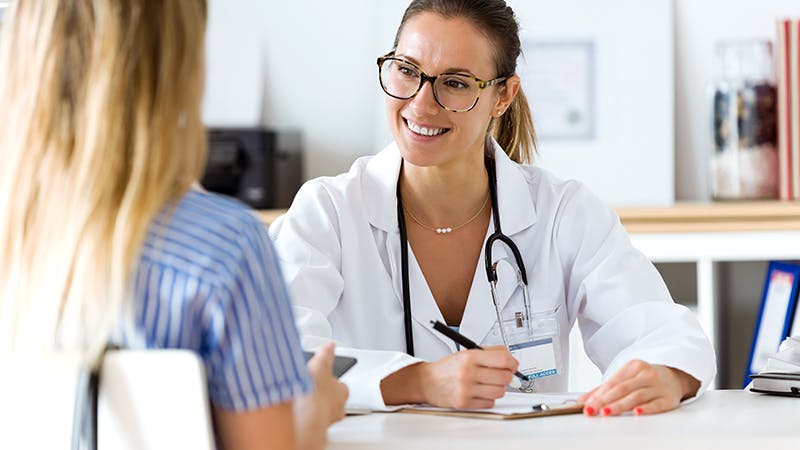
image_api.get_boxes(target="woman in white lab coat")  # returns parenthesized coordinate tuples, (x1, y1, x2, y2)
(271, 0, 715, 416)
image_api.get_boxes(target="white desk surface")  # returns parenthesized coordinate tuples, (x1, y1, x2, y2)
(326, 390, 799, 450)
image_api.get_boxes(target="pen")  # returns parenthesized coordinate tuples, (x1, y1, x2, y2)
(430, 320, 530, 382)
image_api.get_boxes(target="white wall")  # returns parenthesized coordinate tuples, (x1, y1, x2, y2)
(205, 0, 800, 202)
(373, 1, 675, 208)
(204, 0, 390, 179)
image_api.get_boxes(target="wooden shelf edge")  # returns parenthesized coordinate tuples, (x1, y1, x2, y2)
(616, 201, 800, 221)
(622, 220, 800, 233)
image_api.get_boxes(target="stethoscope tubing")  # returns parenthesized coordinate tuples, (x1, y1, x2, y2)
(396, 178, 415, 356)
(396, 156, 530, 357)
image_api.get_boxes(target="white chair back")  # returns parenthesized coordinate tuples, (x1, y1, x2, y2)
(0, 349, 215, 449)
(98, 350, 215, 450)
(0, 355, 89, 450)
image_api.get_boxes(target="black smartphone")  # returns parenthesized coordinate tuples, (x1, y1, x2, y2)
(302, 351, 357, 378)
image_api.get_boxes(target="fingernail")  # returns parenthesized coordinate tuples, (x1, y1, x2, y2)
(584, 406, 595, 416)
(601, 407, 611, 416)
(634, 407, 643, 416)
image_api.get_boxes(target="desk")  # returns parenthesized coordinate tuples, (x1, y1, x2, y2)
(326, 391, 799, 449)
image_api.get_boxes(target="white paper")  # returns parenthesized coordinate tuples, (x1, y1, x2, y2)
(764, 336, 800, 372)
(404, 392, 579, 415)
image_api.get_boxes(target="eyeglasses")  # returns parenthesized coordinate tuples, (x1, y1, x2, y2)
(377, 52, 507, 112)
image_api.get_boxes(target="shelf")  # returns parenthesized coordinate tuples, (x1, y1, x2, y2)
(617, 201, 800, 233)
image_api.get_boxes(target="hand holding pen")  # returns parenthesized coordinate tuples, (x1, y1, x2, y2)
(389, 320, 522, 410)
(430, 320, 531, 383)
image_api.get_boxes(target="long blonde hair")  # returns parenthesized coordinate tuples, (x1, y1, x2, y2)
(0, 0, 207, 359)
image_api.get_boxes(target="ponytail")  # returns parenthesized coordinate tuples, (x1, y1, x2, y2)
(490, 87, 537, 164)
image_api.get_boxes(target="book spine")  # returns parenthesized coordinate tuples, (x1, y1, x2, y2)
(779, 20, 791, 200)
(789, 20, 800, 200)
(793, 20, 800, 199)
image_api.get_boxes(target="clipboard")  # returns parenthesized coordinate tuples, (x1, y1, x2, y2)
(397, 392, 584, 420)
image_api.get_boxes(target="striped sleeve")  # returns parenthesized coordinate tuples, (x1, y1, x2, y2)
(203, 219, 313, 411)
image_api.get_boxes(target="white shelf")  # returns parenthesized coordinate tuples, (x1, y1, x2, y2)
(619, 203, 800, 389)
(629, 230, 800, 262)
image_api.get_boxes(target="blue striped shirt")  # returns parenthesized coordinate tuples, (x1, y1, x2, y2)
(126, 189, 312, 411)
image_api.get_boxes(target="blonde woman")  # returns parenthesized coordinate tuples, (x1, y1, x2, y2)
(0, 1, 346, 449)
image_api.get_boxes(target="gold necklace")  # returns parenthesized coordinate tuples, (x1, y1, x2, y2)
(402, 192, 490, 235)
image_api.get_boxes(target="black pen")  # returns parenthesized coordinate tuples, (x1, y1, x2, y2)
(430, 320, 530, 382)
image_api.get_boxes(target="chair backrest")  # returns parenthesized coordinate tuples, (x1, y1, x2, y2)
(0, 349, 215, 449)
(98, 349, 215, 450)
(0, 355, 88, 450)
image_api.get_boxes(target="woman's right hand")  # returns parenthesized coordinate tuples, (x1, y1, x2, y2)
(294, 342, 348, 450)
(382, 345, 518, 409)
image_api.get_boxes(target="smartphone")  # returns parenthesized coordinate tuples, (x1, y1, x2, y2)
(302, 351, 357, 378)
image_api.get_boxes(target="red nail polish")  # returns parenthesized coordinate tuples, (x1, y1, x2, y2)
(584, 406, 595, 416)
(634, 407, 643, 416)
(601, 407, 611, 416)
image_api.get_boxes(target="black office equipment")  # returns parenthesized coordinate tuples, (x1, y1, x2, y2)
(201, 127, 303, 209)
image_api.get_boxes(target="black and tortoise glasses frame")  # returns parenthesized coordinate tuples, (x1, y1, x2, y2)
(376, 52, 508, 112)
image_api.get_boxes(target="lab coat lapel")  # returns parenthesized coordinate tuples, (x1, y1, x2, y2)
(364, 144, 405, 321)
(488, 138, 537, 236)
(383, 225, 455, 352)
(406, 247, 456, 351)
(365, 143, 455, 353)
(362, 142, 402, 235)
(460, 139, 538, 344)
(362, 140, 539, 352)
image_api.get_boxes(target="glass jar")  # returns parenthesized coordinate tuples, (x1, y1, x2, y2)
(710, 41, 779, 200)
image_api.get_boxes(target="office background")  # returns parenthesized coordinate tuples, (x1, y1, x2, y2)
(203, 0, 800, 388)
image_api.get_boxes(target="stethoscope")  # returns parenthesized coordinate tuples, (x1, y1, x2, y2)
(396, 155, 532, 357)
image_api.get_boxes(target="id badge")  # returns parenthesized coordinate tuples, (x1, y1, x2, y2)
(489, 306, 562, 389)
(509, 338, 557, 379)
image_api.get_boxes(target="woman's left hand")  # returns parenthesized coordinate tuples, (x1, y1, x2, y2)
(578, 359, 700, 416)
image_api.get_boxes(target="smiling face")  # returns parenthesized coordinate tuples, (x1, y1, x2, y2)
(386, 13, 512, 169)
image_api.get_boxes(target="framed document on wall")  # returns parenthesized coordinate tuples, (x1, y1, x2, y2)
(745, 261, 800, 386)
(519, 41, 596, 141)
(511, 0, 674, 207)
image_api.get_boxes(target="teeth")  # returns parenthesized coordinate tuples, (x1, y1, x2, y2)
(406, 119, 447, 137)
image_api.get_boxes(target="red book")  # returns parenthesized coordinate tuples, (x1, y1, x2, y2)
(795, 19, 800, 199)
(778, 20, 792, 200)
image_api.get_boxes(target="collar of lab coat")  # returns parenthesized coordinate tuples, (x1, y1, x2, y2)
(361, 138, 538, 350)
(362, 137, 538, 236)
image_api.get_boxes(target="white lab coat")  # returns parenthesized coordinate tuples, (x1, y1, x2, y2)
(270, 140, 716, 410)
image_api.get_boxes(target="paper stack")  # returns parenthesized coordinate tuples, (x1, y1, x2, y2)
(748, 336, 800, 397)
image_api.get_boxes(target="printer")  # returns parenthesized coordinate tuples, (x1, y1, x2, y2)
(201, 128, 303, 209)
